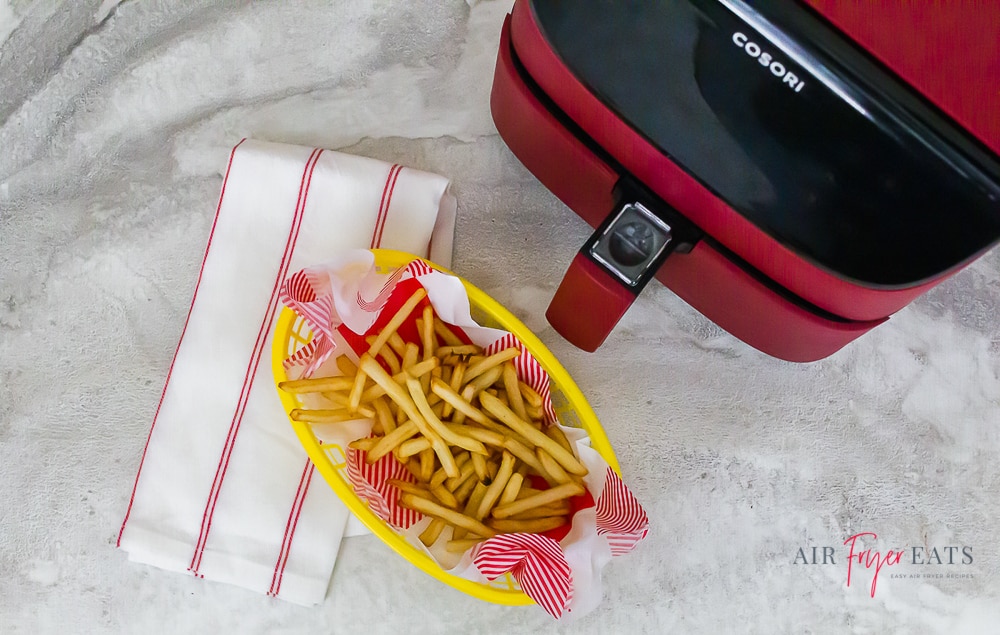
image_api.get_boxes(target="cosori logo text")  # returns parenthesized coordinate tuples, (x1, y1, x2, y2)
(794, 532, 974, 597)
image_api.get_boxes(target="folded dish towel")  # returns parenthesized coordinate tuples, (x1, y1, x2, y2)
(116, 138, 456, 605)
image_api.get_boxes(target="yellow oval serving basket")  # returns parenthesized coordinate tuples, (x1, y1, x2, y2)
(271, 249, 620, 604)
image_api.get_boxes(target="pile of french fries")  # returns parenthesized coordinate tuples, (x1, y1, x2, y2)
(278, 286, 589, 554)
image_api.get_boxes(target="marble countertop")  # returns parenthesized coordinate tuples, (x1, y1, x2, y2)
(2, 1, 998, 633)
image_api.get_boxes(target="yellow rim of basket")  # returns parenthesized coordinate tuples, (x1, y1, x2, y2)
(271, 249, 619, 605)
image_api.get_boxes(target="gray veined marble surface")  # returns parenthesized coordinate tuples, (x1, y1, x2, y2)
(2, 1, 999, 633)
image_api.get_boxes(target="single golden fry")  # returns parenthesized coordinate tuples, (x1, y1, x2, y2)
(366, 336, 401, 374)
(480, 392, 588, 476)
(348, 355, 371, 413)
(444, 460, 476, 492)
(367, 287, 427, 358)
(387, 478, 433, 499)
(502, 361, 529, 422)
(398, 492, 497, 538)
(430, 483, 459, 509)
(536, 447, 573, 485)
(420, 305, 435, 360)
(475, 451, 516, 521)
(454, 482, 490, 540)
(373, 397, 396, 436)
(518, 381, 543, 408)
(398, 437, 432, 458)
(366, 420, 419, 463)
(506, 503, 571, 520)
(419, 447, 435, 482)
(278, 375, 355, 394)
(419, 518, 446, 547)
(290, 408, 367, 424)
(492, 482, 585, 520)
(502, 437, 547, 475)
(451, 471, 478, 504)
(488, 516, 567, 534)
(444, 424, 505, 448)
(430, 379, 493, 426)
(348, 437, 379, 452)
(499, 472, 524, 506)
(387, 331, 407, 358)
(318, 392, 376, 419)
(465, 365, 504, 396)
(471, 452, 488, 482)
(464, 347, 521, 384)
(544, 424, 573, 455)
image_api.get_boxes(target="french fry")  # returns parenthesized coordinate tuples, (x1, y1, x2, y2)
(387, 331, 407, 358)
(420, 305, 435, 359)
(367, 287, 427, 358)
(279, 375, 355, 393)
(445, 460, 476, 492)
(506, 502, 571, 520)
(471, 452, 488, 482)
(348, 355, 371, 413)
(502, 361, 529, 422)
(419, 518, 446, 547)
(518, 381, 543, 408)
(430, 378, 493, 426)
(290, 408, 367, 424)
(387, 479, 433, 499)
(502, 437, 547, 475)
(488, 516, 567, 534)
(463, 347, 521, 384)
(366, 335, 401, 374)
(536, 447, 573, 485)
(373, 397, 396, 436)
(366, 420, 419, 463)
(544, 424, 573, 455)
(454, 482, 490, 540)
(480, 392, 588, 477)
(398, 437, 432, 458)
(398, 492, 497, 538)
(348, 437, 379, 452)
(444, 424, 505, 448)
(419, 448, 435, 482)
(430, 483, 460, 509)
(491, 482, 585, 520)
(499, 472, 524, 506)
(474, 451, 516, 521)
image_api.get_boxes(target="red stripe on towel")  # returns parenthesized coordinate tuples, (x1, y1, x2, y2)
(189, 147, 324, 575)
(371, 164, 402, 249)
(268, 460, 314, 597)
(117, 138, 247, 547)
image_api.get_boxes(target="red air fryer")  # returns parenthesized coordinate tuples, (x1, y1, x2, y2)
(490, 0, 1000, 361)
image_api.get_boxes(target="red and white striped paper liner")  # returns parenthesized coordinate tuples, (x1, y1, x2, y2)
(473, 533, 573, 619)
(345, 446, 421, 530)
(594, 466, 649, 556)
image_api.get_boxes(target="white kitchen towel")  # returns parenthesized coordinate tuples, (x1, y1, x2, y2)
(116, 138, 457, 605)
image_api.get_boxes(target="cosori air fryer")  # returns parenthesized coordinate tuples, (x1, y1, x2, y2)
(490, 0, 1000, 361)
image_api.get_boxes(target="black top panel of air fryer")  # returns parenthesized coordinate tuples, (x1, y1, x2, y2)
(529, 0, 1000, 287)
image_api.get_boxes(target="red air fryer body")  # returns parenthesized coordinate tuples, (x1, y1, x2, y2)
(490, 0, 1000, 361)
